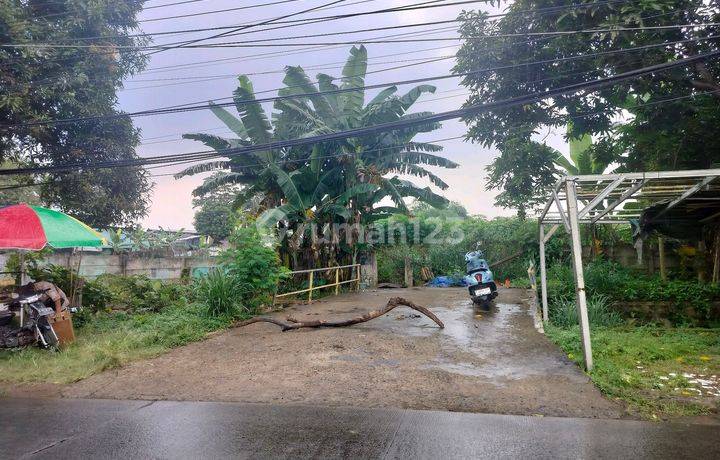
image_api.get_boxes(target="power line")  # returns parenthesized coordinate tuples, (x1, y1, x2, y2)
(9, 22, 720, 50)
(147, 0, 351, 55)
(2, 49, 717, 176)
(0, 0, 642, 76)
(139, 0, 307, 23)
(5, 34, 717, 129)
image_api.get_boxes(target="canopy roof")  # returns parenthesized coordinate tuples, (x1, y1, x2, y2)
(539, 169, 720, 237)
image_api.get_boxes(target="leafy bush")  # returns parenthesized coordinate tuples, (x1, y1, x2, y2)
(546, 259, 720, 325)
(217, 222, 287, 307)
(98, 274, 189, 313)
(193, 269, 244, 317)
(549, 295, 623, 328)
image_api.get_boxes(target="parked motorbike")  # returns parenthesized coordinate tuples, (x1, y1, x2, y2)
(463, 250, 498, 308)
(0, 291, 59, 349)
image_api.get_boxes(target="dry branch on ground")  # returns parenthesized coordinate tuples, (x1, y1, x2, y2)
(233, 297, 444, 331)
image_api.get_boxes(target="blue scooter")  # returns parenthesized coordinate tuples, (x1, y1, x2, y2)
(463, 250, 498, 308)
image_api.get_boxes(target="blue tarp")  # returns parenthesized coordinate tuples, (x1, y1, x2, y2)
(426, 275, 468, 287)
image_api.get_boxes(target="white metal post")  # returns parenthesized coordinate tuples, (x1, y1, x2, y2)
(539, 224, 549, 323)
(565, 179, 593, 371)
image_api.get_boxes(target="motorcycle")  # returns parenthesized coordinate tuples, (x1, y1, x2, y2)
(0, 290, 59, 349)
(463, 250, 498, 308)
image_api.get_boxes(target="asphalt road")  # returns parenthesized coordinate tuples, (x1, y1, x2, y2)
(2, 398, 719, 459)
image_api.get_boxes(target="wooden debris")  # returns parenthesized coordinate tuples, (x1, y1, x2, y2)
(233, 297, 444, 331)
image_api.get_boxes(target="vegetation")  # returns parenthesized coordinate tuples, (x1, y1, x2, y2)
(192, 175, 241, 242)
(177, 46, 456, 269)
(546, 324, 720, 419)
(455, 0, 720, 215)
(546, 260, 720, 326)
(0, 0, 151, 226)
(376, 204, 538, 284)
(543, 258, 720, 418)
(0, 220, 285, 384)
(0, 303, 233, 384)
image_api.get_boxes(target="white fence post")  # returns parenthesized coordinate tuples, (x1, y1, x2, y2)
(565, 179, 594, 371)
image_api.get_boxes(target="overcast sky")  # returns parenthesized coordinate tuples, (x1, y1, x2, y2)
(121, 0, 568, 230)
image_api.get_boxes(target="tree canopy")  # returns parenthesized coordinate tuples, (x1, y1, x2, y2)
(178, 46, 458, 268)
(192, 175, 240, 242)
(454, 0, 720, 216)
(0, 0, 151, 226)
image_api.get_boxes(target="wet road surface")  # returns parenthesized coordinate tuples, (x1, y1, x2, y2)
(55, 288, 624, 418)
(2, 398, 718, 459)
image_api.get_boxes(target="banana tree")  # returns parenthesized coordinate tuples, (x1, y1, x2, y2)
(179, 46, 457, 268)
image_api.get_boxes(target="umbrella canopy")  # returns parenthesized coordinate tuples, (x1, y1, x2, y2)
(0, 204, 104, 250)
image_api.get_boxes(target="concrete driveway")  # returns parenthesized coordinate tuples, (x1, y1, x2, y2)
(59, 288, 624, 418)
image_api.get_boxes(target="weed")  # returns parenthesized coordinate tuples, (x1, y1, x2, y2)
(545, 324, 720, 419)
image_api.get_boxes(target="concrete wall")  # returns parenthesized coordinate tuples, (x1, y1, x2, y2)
(584, 242, 681, 273)
(0, 251, 218, 281)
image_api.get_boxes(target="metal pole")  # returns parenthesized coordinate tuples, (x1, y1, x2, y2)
(19, 251, 28, 285)
(335, 267, 340, 296)
(539, 224, 549, 323)
(658, 237, 667, 282)
(565, 179, 593, 371)
(308, 271, 314, 303)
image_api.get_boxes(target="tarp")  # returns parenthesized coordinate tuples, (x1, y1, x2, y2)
(426, 275, 468, 287)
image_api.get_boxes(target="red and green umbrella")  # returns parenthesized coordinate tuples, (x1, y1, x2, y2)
(0, 203, 104, 250)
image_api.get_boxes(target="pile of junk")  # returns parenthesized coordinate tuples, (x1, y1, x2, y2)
(0, 204, 104, 350)
(0, 280, 77, 349)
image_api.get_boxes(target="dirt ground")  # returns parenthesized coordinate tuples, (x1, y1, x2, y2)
(57, 287, 626, 419)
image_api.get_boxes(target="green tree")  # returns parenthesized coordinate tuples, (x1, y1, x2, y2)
(454, 0, 720, 214)
(178, 46, 457, 268)
(192, 175, 240, 241)
(0, 0, 151, 226)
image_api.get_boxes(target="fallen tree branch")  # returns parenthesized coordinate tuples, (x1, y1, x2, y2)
(233, 297, 444, 331)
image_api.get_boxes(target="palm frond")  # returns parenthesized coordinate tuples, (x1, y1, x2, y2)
(192, 173, 246, 197)
(233, 75, 273, 144)
(269, 163, 304, 210)
(209, 102, 248, 138)
(394, 151, 459, 168)
(317, 73, 340, 114)
(366, 86, 398, 107)
(399, 84, 436, 110)
(339, 45, 367, 123)
(389, 163, 449, 189)
(282, 66, 335, 120)
(174, 160, 231, 179)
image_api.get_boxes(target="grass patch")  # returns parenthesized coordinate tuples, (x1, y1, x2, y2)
(0, 303, 238, 384)
(545, 324, 720, 419)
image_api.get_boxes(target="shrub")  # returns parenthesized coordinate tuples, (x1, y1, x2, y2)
(545, 259, 720, 326)
(217, 222, 287, 308)
(193, 268, 243, 317)
(549, 295, 623, 328)
(98, 274, 189, 313)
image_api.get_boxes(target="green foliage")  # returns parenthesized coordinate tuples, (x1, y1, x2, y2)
(193, 269, 244, 318)
(549, 295, 623, 328)
(455, 2, 720, 214)
(545, 324, 720, 418)
(98, 274, 189, 313)
(376, 210, 539, 283)
(218, 222, 287, 307)
(0, 303, 233, 384)
(546, 260, 720, 326)
(179, 46, 456, 268)
(192, 174, 240, 241)
(0, 1, 151, 226)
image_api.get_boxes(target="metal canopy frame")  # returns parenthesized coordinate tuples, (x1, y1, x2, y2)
(537, 169, 720, 371)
